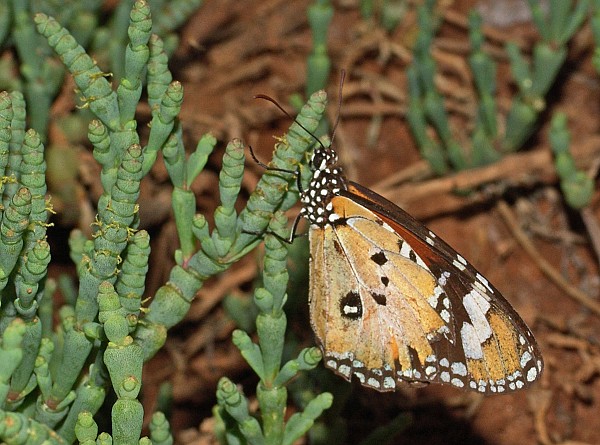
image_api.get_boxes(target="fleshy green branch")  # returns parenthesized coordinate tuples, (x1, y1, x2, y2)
(0, 2, 333, 444)
(0, 409, 66, 445)
(407, 1, 589, 170)
(137, 90, 326, 360)
(35, 13, 120, 132)
(503, 0, 588, 152)
(117, 2, 152, 125)
(549, 112, 594, 209)
(0, 319, 26, 403)
(147, 33, 173, 110)
(11, 0, 65, 139)
(219, 213, 332, 444)
(153, 0, 204, 37)
(0, 1, 212, 443)
(149, 412, 173, 445)
(4, 92, 26, 208)
(0, 91, 13, 191)
(468, 10, 501, 166)
(0, 187, 32, 294)
(115, 230, 150, 317)
(100, 281, 145, 445)
(306, 0, 333, 97)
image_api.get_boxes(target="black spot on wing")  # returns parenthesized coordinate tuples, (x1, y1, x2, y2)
(340, 291, 362, 320)
(371, 292, 387, 306)
(333, 239, 343, 255)
(381, 276, 389, 287)
(332, 217, 348, 226)
(409, 249, 417, 263)
(370, 251, 388, 266)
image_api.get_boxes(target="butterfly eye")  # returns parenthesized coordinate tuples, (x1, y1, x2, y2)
(311, 146, 337, 171)
(310, 149, 326, 171)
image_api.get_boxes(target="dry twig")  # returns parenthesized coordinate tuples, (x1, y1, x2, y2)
(580, 206, 600, 268)
(375, 138, 600, 219)
(497, 201, 600, 317)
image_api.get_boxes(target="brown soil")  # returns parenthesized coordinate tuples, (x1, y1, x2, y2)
(51, 1, 600, 444)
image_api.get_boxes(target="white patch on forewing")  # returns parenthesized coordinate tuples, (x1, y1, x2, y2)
(520, 351, 532, 367)
(452, 259, 466, 271)
(451, 362, 467, 376)
(440, 309, 450, 323)
(461, 322, 483, 360)
(527, 367, 538, 382)
(428, 285, 445, 308)
(476, 272, 494, 293)
(398, 240, 427, 268)
(473, 280, 490, 297)
(462, 289, 492, 341)
(438, 271, 450, 286)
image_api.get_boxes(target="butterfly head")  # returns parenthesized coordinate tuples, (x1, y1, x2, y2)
(310, 143, 338, 171)
(300, 145, 348, 228)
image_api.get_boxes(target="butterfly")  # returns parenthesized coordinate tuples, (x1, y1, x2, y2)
(298, 141, 543, 394)
(255, 91, 543, 394)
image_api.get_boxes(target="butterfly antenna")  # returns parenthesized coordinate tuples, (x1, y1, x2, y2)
(254, 94, 327, 151)
(329, 69, 345, 145)
(248, 143, 299, 176)
(247, 144, 271, 170)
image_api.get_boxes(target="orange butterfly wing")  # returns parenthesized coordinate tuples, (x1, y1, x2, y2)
(308, 181, 543, 394)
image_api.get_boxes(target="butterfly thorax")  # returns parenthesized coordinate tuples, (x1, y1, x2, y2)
(300, 148, 348, 227)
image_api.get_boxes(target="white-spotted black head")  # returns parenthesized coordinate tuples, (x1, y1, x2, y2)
(310, 144, 338, 172)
